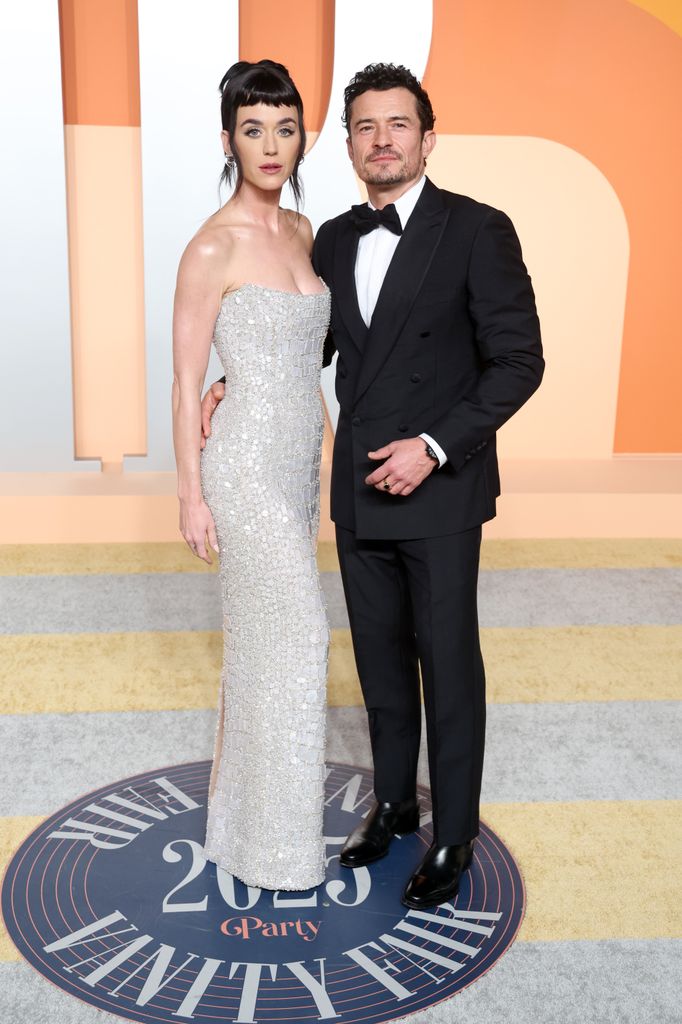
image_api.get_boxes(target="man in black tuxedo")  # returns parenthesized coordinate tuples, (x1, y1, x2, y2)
(204, 64, 543, 909)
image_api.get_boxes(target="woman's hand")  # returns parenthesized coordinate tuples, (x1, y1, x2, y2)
(179, 499, 219, 563)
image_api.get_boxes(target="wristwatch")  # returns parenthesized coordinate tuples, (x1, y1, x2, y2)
(423, 441, 440, 464)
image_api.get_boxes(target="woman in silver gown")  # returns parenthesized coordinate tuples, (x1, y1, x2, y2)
(171, 61, 330, 891)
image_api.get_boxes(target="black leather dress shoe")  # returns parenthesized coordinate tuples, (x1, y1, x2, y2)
(339, 798, 420, 868)
(401, 840, 474, 908)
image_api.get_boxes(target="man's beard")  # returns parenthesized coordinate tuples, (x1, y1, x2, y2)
(363, 155, 415, 187)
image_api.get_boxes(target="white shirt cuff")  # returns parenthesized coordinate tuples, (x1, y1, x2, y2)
(419, 433, 447, 468)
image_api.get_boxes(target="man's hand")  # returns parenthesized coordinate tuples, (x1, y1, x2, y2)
(365, 438, 437, 496)
(200, 380, 226, 449)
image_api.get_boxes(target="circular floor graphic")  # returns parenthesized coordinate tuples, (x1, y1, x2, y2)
(2, 762, 524, 1023)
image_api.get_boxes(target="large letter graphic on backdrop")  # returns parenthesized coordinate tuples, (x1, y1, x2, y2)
(423, 0, 682, 455)
(0, 1, 97, 473)
(60, 0, 147, 468)
(426, 138, 629, 460)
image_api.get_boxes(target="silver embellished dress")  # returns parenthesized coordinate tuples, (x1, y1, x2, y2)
(200, 283, 331, 891)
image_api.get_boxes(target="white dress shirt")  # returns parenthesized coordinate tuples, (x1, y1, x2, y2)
(354, 176, 447, 467)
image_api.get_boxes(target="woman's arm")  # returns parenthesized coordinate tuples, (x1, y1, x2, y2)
(172, 236, 225, 561)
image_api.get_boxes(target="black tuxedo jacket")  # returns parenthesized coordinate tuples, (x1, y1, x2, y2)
(312, 177, 544, 540)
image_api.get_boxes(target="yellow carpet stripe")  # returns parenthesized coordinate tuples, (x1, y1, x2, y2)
(330, 626, 682, 706)
(1, 626, 679, 715)
(0, 631, 222, 715)
(0, 542, 217, 576)
(479, 538, 682, 571)
(1, 538, 681, 575)
(1, 801, 679, 962)
(484, 801, 682, 941)
(483, 625, 682, 704)
(0, 815, 44, 963)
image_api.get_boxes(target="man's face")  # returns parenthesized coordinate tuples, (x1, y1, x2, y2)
(346, 87, 435, 190)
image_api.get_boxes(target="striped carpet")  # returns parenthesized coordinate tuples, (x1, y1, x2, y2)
(1, 539, 680, 1023)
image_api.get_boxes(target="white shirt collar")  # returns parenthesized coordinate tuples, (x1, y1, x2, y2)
(367, 175, 426, 229)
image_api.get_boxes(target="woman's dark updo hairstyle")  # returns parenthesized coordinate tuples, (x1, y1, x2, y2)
(219, 59, 306, 207)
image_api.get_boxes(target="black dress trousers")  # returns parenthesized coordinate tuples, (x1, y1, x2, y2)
(335, 523, 486, 846)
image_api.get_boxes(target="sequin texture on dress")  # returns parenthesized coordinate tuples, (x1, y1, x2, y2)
(200, 283, 331, 891)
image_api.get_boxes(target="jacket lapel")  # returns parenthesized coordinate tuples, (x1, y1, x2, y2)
(353, 178, 450, 405)
(333, 218, 368, 353)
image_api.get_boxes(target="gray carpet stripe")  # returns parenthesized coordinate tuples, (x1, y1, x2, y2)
(483, 700, 682, 803)
(329, 703, 682, 805)
(478, 568, 682, 628)
(1, 567, 681, 635)
(0, 573, 224, 635)
(1, 939, 680, 1024)
(413, 938, 682, 1024)
(2, 702, 679, 818)
(2, 708, 216, 818)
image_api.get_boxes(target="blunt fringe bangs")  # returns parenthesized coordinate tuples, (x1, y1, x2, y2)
(218, 60, 306, 208)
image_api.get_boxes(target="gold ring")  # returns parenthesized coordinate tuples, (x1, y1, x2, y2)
(383, 480, 391, 491)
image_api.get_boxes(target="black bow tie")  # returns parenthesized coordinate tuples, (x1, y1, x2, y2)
(350, 203, 402, 236)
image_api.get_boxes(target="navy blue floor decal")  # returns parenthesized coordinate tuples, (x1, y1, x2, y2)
(2, 762, 524, 1022)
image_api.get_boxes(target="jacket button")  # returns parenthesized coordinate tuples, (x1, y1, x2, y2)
(419, 330, 431, 338)
(398, 423, 408, 433)
(410, 373, 422, 383)
(352, 416, 361, 427)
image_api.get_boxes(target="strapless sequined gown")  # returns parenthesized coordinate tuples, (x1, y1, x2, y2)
(200, 283, 331, 891)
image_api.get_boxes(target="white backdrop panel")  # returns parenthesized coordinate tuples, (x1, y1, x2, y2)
(134, 0, 433, 467)
(133, 0, 239, 471)
(302, 0, 433, 429)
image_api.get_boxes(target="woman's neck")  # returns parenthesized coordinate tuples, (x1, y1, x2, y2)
(227, 180, 283, 230)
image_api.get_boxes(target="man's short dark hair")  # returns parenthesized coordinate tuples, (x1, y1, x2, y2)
(342, 63, 435, 135)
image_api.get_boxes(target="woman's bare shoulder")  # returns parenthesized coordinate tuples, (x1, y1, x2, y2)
(177, 215, 240, 293)
(186, 215, 235, 261)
